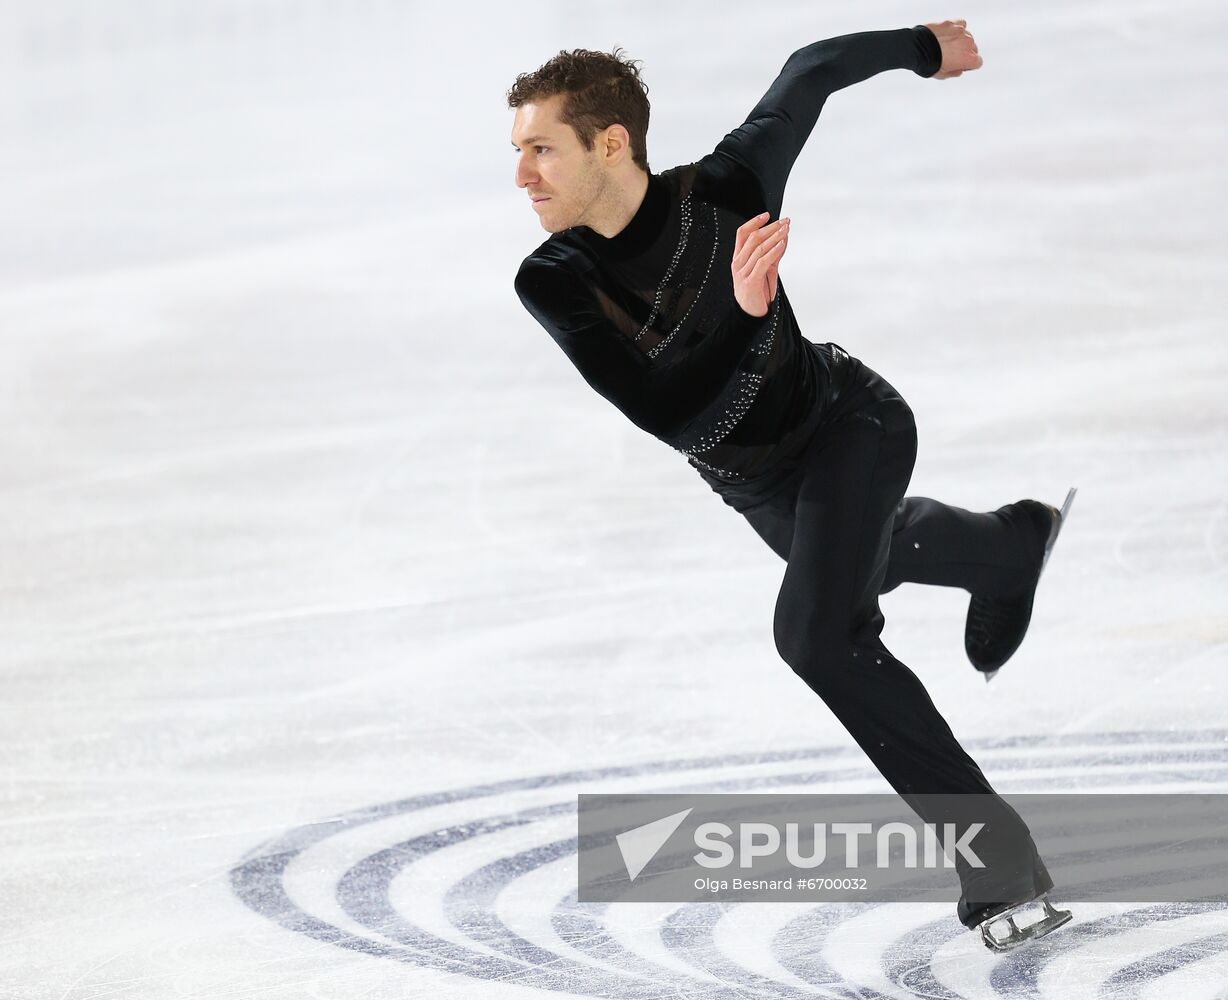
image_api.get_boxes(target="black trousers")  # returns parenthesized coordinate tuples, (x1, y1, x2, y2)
(705, 345, 1050, 915)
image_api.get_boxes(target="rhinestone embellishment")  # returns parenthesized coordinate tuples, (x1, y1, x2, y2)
(636, 194, 693, 345)
(648, 204, 720, 360)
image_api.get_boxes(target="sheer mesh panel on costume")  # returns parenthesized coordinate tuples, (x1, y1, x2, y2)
(589, 166, 817, 483)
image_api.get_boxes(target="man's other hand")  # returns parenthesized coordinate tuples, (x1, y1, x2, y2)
(925, 19, 983, 79)
(733, 213, 789, 318)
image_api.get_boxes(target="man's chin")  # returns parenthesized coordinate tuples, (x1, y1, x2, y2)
(535, 210, 573, 234)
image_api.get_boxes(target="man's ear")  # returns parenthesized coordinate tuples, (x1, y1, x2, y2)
(602, 124, 631, 164)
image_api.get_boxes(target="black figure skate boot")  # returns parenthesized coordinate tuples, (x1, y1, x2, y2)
(967, 893, 1074, 951)
(957, 849, 1073, 951)
(966, 488, 1077, 681)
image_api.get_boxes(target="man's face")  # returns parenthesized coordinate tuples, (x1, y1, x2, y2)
(511, 94, 606, 234)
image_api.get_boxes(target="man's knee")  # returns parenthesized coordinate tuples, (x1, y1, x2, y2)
(881, 496, 926, 595)
(773, 606, 855, 691)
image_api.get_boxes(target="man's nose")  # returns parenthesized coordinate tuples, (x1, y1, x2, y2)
(514, 156, 538, 189)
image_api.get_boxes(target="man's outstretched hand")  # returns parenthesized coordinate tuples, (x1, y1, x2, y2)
(925, 18, 982, 79)
(733, 213, 789, 318)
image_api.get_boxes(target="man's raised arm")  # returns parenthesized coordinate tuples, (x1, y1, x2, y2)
(713, 21, 982, 217)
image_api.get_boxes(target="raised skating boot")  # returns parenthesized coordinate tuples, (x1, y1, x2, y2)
(967, 487, 1077, 681)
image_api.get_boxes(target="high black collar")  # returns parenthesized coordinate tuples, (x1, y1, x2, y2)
(576, 172, 669, 260)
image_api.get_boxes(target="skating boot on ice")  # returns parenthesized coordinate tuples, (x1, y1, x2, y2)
(966, 487, 1077, 681)
(957, 852, 1072, 952)
(971, 895, 1073, 951)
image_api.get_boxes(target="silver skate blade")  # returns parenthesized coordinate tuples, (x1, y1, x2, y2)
(1040, 487, 1077, 573)
(983, 668, 1000, 683)
(979, 896, 1073, 952)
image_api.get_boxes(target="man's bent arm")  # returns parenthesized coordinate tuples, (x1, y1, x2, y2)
(714, 26, 941, 217)
(515, 260, 765, 439)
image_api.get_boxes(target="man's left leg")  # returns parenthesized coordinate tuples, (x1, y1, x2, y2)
(880, 497, 1047, 598)
(880, 496, 1066, 675)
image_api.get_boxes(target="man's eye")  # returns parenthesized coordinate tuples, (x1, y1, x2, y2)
(535, 146, 549, 154)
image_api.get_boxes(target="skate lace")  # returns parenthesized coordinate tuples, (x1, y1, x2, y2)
(968, 596, 1017, 646)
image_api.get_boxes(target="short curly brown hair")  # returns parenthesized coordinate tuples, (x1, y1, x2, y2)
(507, 47, 650, 171)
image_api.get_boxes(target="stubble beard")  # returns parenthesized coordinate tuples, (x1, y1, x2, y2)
(557, 161, 608, 234)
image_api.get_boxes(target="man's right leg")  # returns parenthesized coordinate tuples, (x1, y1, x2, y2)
(760, 398, 1052, 926)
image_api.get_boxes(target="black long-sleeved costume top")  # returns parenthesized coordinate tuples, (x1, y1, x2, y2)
(515, 26, 941, 486)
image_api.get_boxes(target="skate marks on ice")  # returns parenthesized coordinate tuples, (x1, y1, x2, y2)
(230, 729, 1228, 999)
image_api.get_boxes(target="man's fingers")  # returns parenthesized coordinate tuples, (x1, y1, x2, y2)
(734, 218, 789, 271)
(735, 219, 779, 265)
(749, 245, 786, 294)
(736, 212, 770, 235)
(750, 224, 789, 266)
(735, 228, 786, 277)
(735, 213, 782, 249)
(734, 212, 770, 256)
(745, 232, 788, 282)
(924, 19, 983, 75)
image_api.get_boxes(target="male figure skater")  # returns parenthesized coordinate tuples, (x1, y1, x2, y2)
(509, 20, 1075, 949)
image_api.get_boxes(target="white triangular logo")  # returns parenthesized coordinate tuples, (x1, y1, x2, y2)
(615, 808, 693, 881)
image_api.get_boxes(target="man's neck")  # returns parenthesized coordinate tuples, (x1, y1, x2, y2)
(586, 169, 650, 239)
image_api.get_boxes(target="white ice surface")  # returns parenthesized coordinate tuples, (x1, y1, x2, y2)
(2, 1, 1226, 997)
